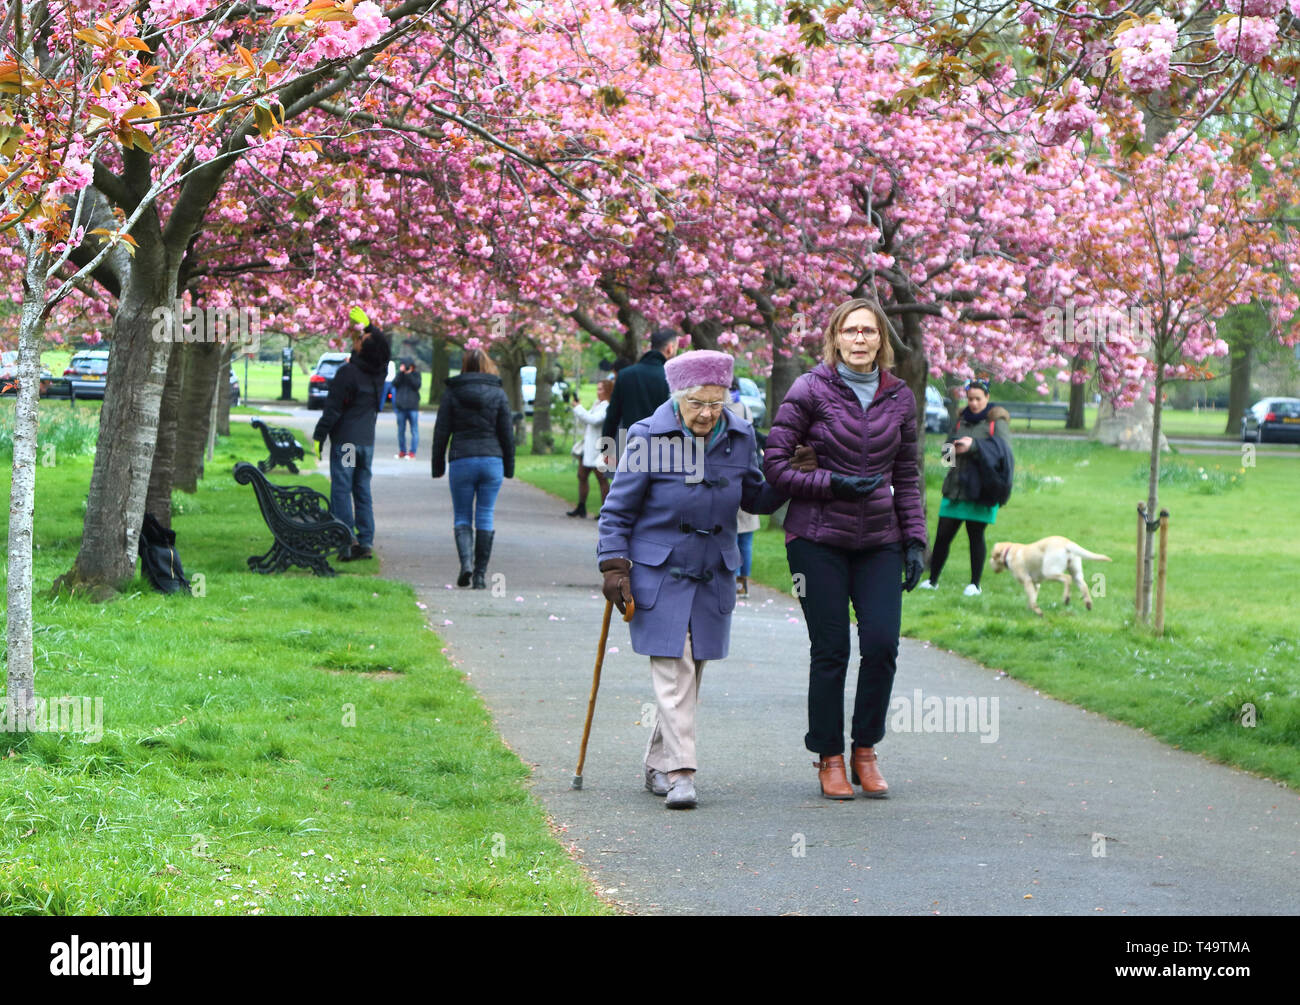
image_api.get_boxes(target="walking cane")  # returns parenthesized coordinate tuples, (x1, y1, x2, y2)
(572, 595, 634, 790)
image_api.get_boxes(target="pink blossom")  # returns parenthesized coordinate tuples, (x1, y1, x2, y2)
(1113, 18, 1178, 93)
(1213, 17, 1278, 65)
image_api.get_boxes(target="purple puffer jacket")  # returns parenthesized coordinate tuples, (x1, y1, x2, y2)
(763, 363, 927, 551)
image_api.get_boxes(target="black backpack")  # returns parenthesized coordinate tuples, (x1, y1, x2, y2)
(139, 512, 191, 594)
(969, 421, 1014, 506)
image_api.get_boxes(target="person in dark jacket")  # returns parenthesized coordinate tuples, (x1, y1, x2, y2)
(600, 327, 678, 448)
(431, 348, 515, 588)
(392, 358, 422, 459)
(313, 321, 391, 561)
(920, 381, 1012, 595)
(763, 298, 928, 801)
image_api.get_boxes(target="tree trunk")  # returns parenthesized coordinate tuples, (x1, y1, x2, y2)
(144, 339, 186, 528)
(684, 318, 721, 351)
(532, 347, 556, 455)
(1226, 340, 1253, 435)
(173, 340, 222, 492)
(65, 248, 176, 592)
(430, 335, 448, 405)
(6, 243, 50, 721)
(216, 342, 234, 436)
(890, 307, 931, 553)
(1067, 357, 1086, 429)
(1140, 376, 1166, 623)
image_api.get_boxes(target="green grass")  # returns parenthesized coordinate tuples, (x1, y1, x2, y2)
(997, 404, 1255, 439)
(0, 408, 609, 915)
(516, 429, 1300, 790)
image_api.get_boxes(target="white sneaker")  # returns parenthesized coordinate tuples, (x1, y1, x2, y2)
(918, 580, 937, 590)
(963, 584, 982, 597)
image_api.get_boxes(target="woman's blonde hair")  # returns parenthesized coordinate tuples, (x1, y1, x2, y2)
(822, 298, 895, 371)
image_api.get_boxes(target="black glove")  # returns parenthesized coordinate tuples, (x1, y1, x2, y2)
(829, 472, 885, 500)
(903, 539, 926, 592)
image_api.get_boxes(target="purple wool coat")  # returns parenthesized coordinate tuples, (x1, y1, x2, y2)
(596, 401, 783, 660)
(763, 363, 927, 551)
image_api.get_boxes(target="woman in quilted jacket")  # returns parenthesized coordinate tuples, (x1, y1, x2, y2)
(763, 298, 928, 801)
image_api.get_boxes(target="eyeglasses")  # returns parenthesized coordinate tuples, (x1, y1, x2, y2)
(839, 326, 880, 342)
(684, 398, 726, 412)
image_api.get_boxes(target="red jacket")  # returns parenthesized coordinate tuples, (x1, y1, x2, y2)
(763, 363, 928, 551)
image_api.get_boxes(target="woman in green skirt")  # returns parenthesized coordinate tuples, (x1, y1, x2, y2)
(919, 379, 1011, 596)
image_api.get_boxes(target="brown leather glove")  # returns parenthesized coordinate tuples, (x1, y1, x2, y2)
(599, 557, 633, 615)
(790, 443, 817, 472)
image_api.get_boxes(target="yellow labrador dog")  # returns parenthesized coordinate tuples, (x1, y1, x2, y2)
(990, 537, 1112, 615)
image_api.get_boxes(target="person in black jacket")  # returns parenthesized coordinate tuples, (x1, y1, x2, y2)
(431, 348, 515, 588)
(392, 358, 422, 459)
(600, 327, 678, 451)
(313, 322, 391, 561)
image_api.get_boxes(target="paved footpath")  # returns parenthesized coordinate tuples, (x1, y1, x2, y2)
(270, 407, 1299, 915)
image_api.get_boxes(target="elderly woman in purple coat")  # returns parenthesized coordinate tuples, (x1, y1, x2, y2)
(597, 350, 812, 810)
(764, 298, 928, 801)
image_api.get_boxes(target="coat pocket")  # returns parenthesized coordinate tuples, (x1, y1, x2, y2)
(628, 536, 674, 610)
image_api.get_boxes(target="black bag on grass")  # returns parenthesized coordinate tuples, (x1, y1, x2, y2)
(139, 512, 191, 594)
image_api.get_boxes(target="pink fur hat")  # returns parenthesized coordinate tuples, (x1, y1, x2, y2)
(664, 349, 733, 393)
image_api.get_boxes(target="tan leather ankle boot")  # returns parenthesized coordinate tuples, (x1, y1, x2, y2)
(850, 746, 888, 798)
(815, 754, 855, 800)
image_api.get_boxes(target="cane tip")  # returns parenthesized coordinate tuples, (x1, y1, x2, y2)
(571, 774, 583, 790)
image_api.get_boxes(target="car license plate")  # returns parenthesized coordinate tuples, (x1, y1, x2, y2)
(82, 374, 103, 380)
(1283, 417, 1300, 424)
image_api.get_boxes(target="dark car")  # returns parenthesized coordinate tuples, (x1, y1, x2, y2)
(63, 350, 110, 399)
(1241, 397, 1300, 444)
(307, 352, 350, 410)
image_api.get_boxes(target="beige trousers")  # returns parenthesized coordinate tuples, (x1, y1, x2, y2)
(644, 630, 707, 773)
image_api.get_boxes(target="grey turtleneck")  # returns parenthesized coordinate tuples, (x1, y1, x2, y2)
(837, 362, 880, 411)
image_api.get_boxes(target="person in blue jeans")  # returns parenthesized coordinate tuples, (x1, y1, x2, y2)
(313, 318, 390, 561)
(392, 358, 422, 458)
(431, 348, 515, 588)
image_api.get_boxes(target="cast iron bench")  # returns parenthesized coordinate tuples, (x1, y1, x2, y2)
(991, 400, 1070, 428)
(251, 418, 305, 474)
(233, 461, 354, 576)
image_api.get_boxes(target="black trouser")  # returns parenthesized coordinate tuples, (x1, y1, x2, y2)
(786, 536, 902, 755)
(928, 516, 987, 587)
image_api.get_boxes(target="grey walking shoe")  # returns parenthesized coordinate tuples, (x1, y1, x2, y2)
(664, 772, 697, 810)
(644, 768, 669, 796)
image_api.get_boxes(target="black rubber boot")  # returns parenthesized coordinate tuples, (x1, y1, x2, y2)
(472, 529, 494, 589)
(565, 502, 587, 518)
(454, 526, 474, 587)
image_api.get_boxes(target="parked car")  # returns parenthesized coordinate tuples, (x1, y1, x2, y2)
(1241, 396, 1300, 444)
(62, 350, 110, 399)
(229, 367, 240, 408)
(520, 365, 570, 416)
(0, 351, 56, 396)
(736, 376, 766, 428)
(925, 384, 951, 433)
(307, 352, 350, 409)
